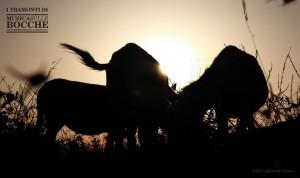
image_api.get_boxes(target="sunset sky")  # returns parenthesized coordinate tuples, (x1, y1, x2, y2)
(0, 0, 299, 93)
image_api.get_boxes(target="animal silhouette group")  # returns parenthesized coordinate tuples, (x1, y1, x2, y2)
(35, 43, 268, 153)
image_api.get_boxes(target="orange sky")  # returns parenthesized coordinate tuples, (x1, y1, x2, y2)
(0, 0, 299, 94)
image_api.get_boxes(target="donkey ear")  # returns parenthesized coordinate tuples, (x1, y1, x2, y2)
(7, 66, 49, 87)
(171, 83, 177, 91)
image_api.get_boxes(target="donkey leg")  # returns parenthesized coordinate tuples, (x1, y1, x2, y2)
(126, 126, 137, 151)
(105, 132, 114, 153)
(237, 112, 254, 134)
(105, 128, 124, 153)
(138, 122, 158, 152)
(114, 128, 125, 152)
(42, 117, 63, 155)
(216, 113, 229, 139)
(45, 118, 63, 144)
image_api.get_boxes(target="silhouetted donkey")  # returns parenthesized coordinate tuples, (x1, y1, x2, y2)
(168, 45, 268, 150)
(35, 79, 137, 152)
(60, 43, 176, 149)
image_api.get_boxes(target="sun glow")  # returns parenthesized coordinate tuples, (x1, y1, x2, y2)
(143, 38, 202, 90)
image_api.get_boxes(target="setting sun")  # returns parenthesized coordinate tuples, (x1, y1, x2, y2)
(142, 38, 202, 89)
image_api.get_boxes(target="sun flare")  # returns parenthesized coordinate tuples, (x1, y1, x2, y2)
(142, 38, 202, 90)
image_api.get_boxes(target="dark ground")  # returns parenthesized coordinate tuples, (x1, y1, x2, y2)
(0, 119, 299, 177)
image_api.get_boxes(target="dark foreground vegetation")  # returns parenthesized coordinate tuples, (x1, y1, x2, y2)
(0, 74, 299, 177)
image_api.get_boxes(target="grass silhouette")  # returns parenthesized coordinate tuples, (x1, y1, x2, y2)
(0, 1, 299, 175)
(0, 52, 299, 171)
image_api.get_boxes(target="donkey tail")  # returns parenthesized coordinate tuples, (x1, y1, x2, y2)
(61, 43, 108, 71)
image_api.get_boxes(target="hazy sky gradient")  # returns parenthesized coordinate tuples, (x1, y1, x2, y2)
(0, 0, 299, 93)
